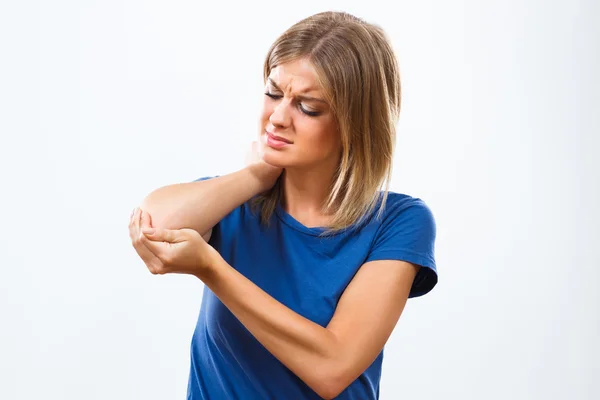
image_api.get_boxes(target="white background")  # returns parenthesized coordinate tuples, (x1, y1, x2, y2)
(1, 0, 598, 399)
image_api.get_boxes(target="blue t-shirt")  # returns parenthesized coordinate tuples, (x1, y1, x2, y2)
(187, 177, 437, 399)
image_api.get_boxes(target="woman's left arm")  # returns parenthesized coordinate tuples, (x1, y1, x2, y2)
(131, 209, 418, 400)
(202, 255, 418, 399)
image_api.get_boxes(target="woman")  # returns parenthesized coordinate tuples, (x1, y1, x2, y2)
(129, 11, 437, 400)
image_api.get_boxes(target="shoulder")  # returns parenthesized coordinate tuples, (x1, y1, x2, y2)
(375, 191, 436, 232)
(365, 191, 438, 297)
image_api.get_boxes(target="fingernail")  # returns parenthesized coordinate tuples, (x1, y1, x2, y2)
(142, 228, 154, 235)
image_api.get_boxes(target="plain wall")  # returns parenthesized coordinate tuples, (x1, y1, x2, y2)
(0, 0, 598, 398)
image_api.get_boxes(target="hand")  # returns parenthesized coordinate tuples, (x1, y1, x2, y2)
(245, 140, 283, 192)
(129, 207, 220, 277)
(129, 207, 166, 274)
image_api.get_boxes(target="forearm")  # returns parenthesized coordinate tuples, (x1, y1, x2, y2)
(140, 166, 266, 234)
(201, 256, 344, 399)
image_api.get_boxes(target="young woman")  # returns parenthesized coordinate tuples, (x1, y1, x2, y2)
(129, 11, 437, 400)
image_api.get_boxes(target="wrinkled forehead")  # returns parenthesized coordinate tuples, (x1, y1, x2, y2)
(267, 60, 322, 95)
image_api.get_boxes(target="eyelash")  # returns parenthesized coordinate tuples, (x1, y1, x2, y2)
(264, 92, 320, 117)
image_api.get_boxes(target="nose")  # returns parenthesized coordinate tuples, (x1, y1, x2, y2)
(269, 98, 292, 128)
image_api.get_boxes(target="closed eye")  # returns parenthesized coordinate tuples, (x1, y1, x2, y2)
(264, 92, 321, 117)
(264, 92, 282, 100)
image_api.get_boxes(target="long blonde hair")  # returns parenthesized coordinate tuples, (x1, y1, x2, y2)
(253, 11, 402, 233)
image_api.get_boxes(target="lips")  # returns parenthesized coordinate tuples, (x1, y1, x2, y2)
(266, 131, 292, 144)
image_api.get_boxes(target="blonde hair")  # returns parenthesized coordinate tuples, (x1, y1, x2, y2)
(253, 11, 402, 233)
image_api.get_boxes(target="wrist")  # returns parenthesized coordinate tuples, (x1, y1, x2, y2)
(196, 247, 227, 286)
(244, 164, 273, 193)
(194, 244, 222, 281)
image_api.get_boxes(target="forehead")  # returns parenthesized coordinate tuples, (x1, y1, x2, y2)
(268, 59, 322, 93)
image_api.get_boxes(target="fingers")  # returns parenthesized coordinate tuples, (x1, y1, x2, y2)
(141, 208, 153, 229)
(139, 234, 168, 263)
(143, 227, 177, 243)
(140, 227, 179, 267)
(245, 140, 259, 166)
(129, 207, 163, 274)
(128, 207, 141, 242)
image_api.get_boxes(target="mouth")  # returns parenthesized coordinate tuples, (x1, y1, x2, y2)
(266, 131, 293, 144)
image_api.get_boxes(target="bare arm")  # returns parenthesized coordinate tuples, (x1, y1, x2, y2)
(201, 255, 419, 399)
(139, 164, 279, 239)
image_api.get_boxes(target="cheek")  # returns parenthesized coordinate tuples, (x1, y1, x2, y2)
(308, 119, 338, 145)
(299, 122, 341, 154)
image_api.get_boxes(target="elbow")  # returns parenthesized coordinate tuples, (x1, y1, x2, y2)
(315, 387, 342, 400)
(138, 190, 172, 228)
(305, 338, 357, 399)
(311, 365, 354, 400)
(314, 380, 348, 400)
(138, 191, 157, 214)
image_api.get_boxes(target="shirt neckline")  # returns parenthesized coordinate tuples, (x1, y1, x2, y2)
(274, 202, 332, 237)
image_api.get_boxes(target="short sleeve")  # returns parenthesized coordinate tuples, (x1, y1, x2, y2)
(193, 176, 218, 182)
(365, 197, 438, 298)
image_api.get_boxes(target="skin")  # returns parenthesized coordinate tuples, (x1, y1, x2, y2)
(260, 58, 342, 227)
(129, 58, 420, 399)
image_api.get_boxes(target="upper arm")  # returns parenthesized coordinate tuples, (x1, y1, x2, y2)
(202, 228, 213, 242)
(322, 198, 438, 396)
(192, 176, 216, 241)
(140, 176, 218, 240)
(325, 259, 419, 394)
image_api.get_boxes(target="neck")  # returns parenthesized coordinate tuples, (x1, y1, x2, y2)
(280, 164, 336, 227)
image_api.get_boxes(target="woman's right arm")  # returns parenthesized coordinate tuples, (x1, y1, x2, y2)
(139, 163, 280, 240)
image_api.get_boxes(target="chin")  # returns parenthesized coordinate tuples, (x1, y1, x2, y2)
(262, 151, 289, 168)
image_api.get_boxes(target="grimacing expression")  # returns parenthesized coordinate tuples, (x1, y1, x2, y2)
(260, 58, 342, 170)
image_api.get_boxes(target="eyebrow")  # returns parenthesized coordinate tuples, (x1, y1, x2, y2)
(267, 78, 327, 104)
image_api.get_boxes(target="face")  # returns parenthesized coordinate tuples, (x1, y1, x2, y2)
(259, 58, 341, 170)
